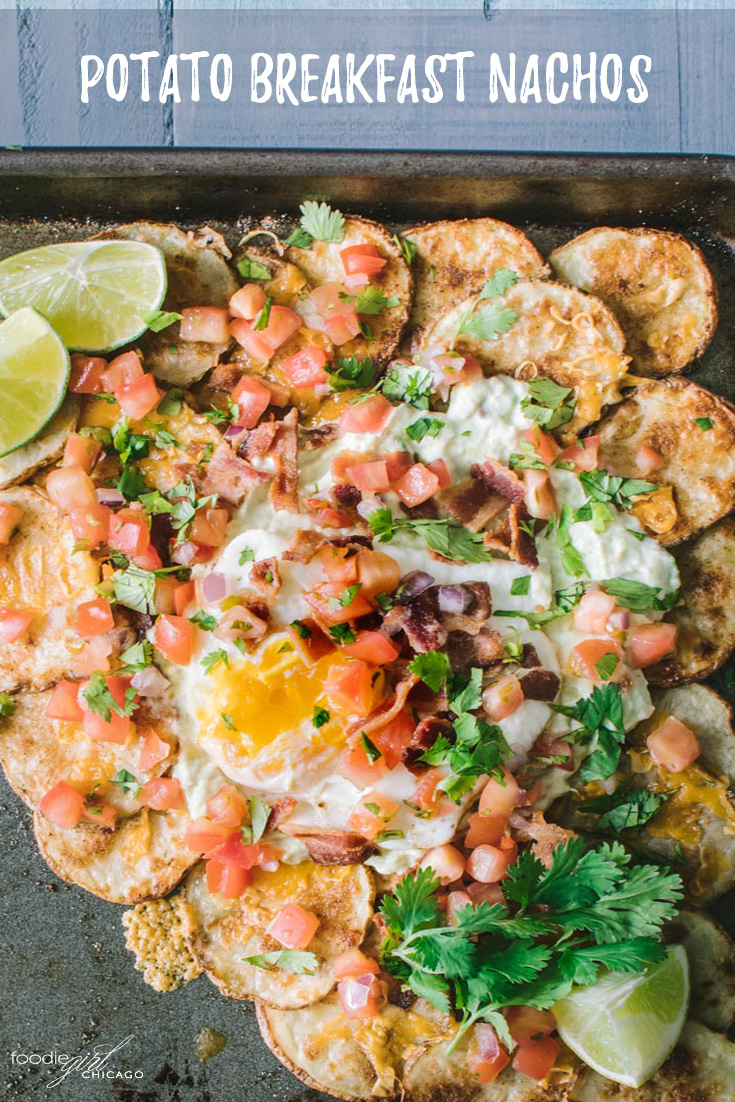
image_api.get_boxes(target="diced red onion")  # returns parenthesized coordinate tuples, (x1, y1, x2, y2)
(96, 487, 125, 507)
(395, 570, 434, 604)
(314, 383, 331, 398)
(224, 423, 243, 439)
(132, 665, 170, 698)
(466, 881, 505, 906)
(437, 584, 471, 614)
(474, 1023, 502, 1061)
(356, 495, 382, 520)
(340, 974, 375, 1013)
(607, 608, 630, 632)
(71, 636, 113, 677)
(201, 571, 226, 603)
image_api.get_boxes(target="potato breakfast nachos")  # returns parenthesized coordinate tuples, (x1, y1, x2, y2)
(0, 205, 733, 1100)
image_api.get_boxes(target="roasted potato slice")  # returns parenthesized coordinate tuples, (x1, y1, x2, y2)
(0, 396, 80, 490)
(569, 1020, 735, 1102)
(0, 486, 99, 693)
(284, 216, 412, 371)
(647, 517, 735, 685)
(404, 218, 549, 350)
(596, 378, 735, 545)
(34, 807, 195, 904)
(550, 227, 717, 378)
(418, 280, 629, 436)
(122, 895, 202, 992)
(96, 222, 238, 387)
(184, 861, 374, 1009)
(665, 910, 735, 1032)
(0, 692, 177, 819)
(651, 685, 735, 785)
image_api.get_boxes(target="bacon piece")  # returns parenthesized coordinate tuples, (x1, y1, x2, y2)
(269, 408, 299, 513)
(347, 672, 419, 740)
(402, 589, 446, 653)
(400, 497, 439, 521)
(334, 483, 362, 508)
(521, 644, 541, 669)
(511, 811, 574, 870)
(520, 669, 561, 702)
(240, 420, 279, 462)
(249, 557, 281, 601)
(471, 458, 525, 504)
(208, 363, 242, 392)
(301, 424, 339, 450)
(440, 582, 492, 636)
(283, 528, 326, 564)
(268, 796, 297, 829)
(402, 716, 454, 772)
(192, 443, 269, 506)
(286, 618, 335, 666)
(484, 504, 539, 567)
(439, 478, 507, 533)
(279, 826, 375, 865)
(447, 628, 504, 673)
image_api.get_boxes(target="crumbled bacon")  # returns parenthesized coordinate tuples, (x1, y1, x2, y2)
(333, 483, 362, 508)
(447, 628, 504, 673)
(471, 458, 525, 504)
(279, 826, 374, 865)
(208, 363, 242, 393)
(401, 589, 446, 653)
(283, 529, 326, 564)
(269, 408, 299, 513)
(286, 618, 334, 665)
(400, 497, 440, 521)
(239, 420, 279, 462)
(301, 424, 340, 450)
(511, 811, 574, 869)
(521, 644, 541, 669)
(191, 443, 269, 506)
(440, 581, 492, 636)
(267, 796, 297, 829)
(402, 716, 454, 772)
(520, 669, 561, 702)
(439, 477, 507, 533)
(249, 557, 281, 599)
(484, 504, 538, 567)
(347, 672, 419, 739)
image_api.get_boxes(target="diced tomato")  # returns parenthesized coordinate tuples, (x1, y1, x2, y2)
(341, 243, 387, 278)
(0, 608, 32, 643)
(559, 435, 599, 472)
(361, 711, 413, 772)
(338, 974, 386, 1020)
(171, 540, 215, 567)
(63, 433, 102, 474)
(206, 859, 252, 898)
(318, 545, 358, 586)
(523, 426, 559, 466)
(301, 283, 358, 338)
(325, 660, 376, 716)
(206, 833, 274, 869)
(512, 1037, 560, 1081)
(232, 374, 272, 429)
(534, 735, 574, 771)
(229, 318, 274, 362)
(154, 614, 195, 666)
(466, 837, 518, 883)
(505, 1006, 556, 1043)
(69, 353, 107, 394)
(173, 580, 195, 617)
(185, 817, 231, 853)
(108, 508, 151, 558)
(567, 639, 622, 681)
(71, 635, 113, 678)
(393, 463, 440, 507)
(304, 582, 374, 626)
(179, 306, 230, 344)
(282, 346, 329, 388)
(647, 715, 701, 773)
(206, 784, 248, 828)
(348, 791, 399, 840)
(410, 768, 453, 816)
(418, 843, 466, 885)
(307, 504, 352, 529)
(257, 305, 302, 351)
(446, 890, 473, 924)
(333, 948, 380, 980)
(69, 503, 110, 550)
(426, 458, 451, 490)
(139, 777, 186, 811)
(465, 811, 507, 849)
(325, 309, 361, 346)
(337, 737, 388, 787)
(0, 503, 22, 544)
(47, 464, 97, 512)
(190, 507, 229, 548)
(332, 449, 376, 481)
(573, 589, 617, 635)
(482, 674, 524, 721)
(467, 881, 506, 906)
(524, 468, 557, 520)
(479, 768, 521, 817)
(81, 800, 118, 830)
(384, 450, 413, 482)
(115, 374, 161, 420)
(266, 903, 320, 950)
(628, 622, 677, 668)
(137, 728, 171, 772)
(340, 395, 393, 435)
(135, 543, 164, 572)
(100, 351, 143, 391)
(355, 549, 401, 598)
(635, 443, 665, 475)
(345, 459, 391, 493)
(45, 679, 84, 722)
(468, 1024, 510, 1085)
(76, 598, 114, 638)
(38, 781, 85, 828)
(214, 604, 266, 646)
(79, 674, 135, 745)
(229, 284, 268, 321)
(342, 630, 399, 666)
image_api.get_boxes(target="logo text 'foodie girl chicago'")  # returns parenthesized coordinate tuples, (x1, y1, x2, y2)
(11, 1036, 143, 1087)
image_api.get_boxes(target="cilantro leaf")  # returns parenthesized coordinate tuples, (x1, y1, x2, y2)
(157, 388, 183, 416)
(601, 577, 679, 612)
(579, 469, 657, 510)
(521, 378, 576, 430)
(408, 650, 451, 692)
(326, 356, 376, 391)
(554, 683, 626, 783)
(143, 309, 182, 333)
(361, 732, 382, 764)
(112, 769, 140, 797)
(694, 417, 713, 431)
(368, 509, 492, 564)
(236, 256, 271, 280)
(343, 284, 400, 315)
(253, 295, 273, 331)
(312, 705, 330, 729)
(190, 610, 217, 631)
(379, 865, 443, 938)
(578, 785, 672, 833)
(510, 575, 531, 596)
(392, 234, 417, 264)
(458, 302, 517, 341)
(406, 417, 444, 443)
(201, 649, 229, 674)
(478, 268, 518, 300)
(112, 564, 157, 614)
(82, 672, 138, 722)
(377, 363, 433, 408)
(248, 796, 270, 844)
(243, 950, 317, 975)
(295, 200, 346, 245)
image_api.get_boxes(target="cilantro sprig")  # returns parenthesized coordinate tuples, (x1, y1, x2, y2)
(369, 508, 491, 564)
(285, 201, 346, 249)
(579, 469, 657, 510)
(553, 682, 625, 783)
(578, 783, 672, 833)
(521, 378, 576, 431)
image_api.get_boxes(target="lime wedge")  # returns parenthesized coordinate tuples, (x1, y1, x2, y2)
(0, 240, 167, 352)
(0, 307, 71, 456)
(553, 945, 689, 1088)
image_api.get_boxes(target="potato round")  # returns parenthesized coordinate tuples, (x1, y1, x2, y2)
(0, 396, 79, 490)
(97, 221, 238, 386)
(0, 692, 178, 819)
(651, 685, 735, 786)
(0, 486, 99, 693)
(596, 378, 735, 545)
(418, 280, 630, 435)
(647, 516, 735, 685)
(34, 807, 195, 904)
(403, 218, 549, 350)
(184, 860, 374, 1009)
(285, 216, 412, 371)
(665, 910, 735, 1032)
(550, 227, 717, 377)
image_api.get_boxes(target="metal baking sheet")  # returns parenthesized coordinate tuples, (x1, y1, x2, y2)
(0, 150, 734, 1102)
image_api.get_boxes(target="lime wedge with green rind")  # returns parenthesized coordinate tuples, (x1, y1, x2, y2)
(0, 240, 167, 352)
(553, 944, 689, 1088)
(0, 307, 70, 456)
